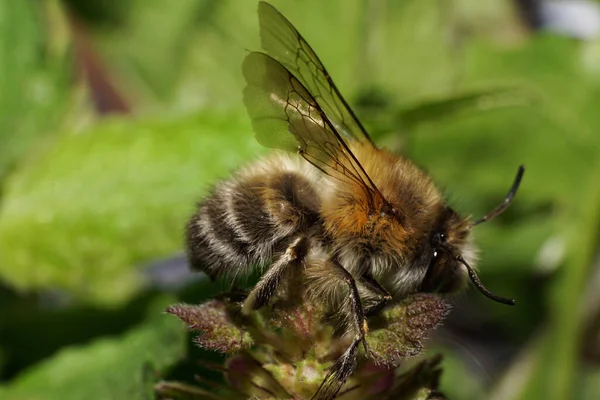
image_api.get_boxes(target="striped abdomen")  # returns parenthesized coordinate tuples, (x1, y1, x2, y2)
(186, 155, 321, 280)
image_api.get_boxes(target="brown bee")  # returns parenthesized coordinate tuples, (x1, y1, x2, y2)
(186, 2, 524, 399)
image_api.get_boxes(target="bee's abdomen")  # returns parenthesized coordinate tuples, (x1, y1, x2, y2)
(187, 159, 320, 279)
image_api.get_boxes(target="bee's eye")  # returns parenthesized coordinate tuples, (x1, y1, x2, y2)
(432, 232, 446, 246)
(432, 250, 439, 259)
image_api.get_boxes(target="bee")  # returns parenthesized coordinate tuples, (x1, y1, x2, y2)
(186, 2, 524, 399)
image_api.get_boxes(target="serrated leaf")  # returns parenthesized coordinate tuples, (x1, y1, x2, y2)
(167, 301, 253, 353)
(367, 294, 449, 366)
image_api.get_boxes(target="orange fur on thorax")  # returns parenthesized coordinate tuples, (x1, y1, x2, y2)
(321, 143, 445, 256)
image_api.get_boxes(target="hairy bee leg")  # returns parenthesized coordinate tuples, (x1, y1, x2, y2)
(360, 273, 392, 317)
(308, 256, 374, 397)
(241, 236, 308, 314)
(311, 337, 361, 400)
(328, 260, 369, 343)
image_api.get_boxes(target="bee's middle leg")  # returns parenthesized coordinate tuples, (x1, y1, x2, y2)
(327, 260, 369, 350)
(310, 260, 369, 400)
(311, 335, 361, 400)
(242, 236, 308, 314)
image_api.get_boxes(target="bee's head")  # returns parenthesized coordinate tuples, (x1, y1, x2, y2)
(421, 166, 525, 306)
(420, 207, 474, 295)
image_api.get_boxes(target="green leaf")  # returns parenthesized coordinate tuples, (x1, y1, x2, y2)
(396, 86, 536, 130)
(436, 347, 485, 400)
(518, 168, 600, 400)
(0, 0, 73, 182)
(579, 366, 600, 400)
(96, 0, 206, 100)
(0, 110, 264, 305)
(0, 295, 186, 400)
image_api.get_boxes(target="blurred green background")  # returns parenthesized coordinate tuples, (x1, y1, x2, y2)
(1, 0, 600, 399)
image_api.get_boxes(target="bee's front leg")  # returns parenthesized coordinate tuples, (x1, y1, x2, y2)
(360, 271, 392, 317)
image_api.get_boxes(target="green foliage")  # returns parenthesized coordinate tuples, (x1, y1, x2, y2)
(0, 296, 186, 400)
(0, 0, 72, 182)
(0, 111, 263, 304)
(407, 35, 600, 400)
(1, 0, 600, 399)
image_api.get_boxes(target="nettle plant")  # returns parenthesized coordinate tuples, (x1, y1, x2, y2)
(157, 292, 448, 400)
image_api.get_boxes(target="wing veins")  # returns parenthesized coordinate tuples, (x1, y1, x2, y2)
(258, 1, 376, 146)
(244, 11, 391, 210)
(282, 62, 381, 194)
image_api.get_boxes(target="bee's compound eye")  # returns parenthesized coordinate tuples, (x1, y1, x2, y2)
(433, 250, 438, 259)
(432, 231, 446, 246)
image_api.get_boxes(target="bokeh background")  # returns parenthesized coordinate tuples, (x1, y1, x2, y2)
(1, 0, 600, 399)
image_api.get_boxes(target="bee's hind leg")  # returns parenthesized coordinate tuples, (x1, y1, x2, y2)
(242, 236, 309, 315)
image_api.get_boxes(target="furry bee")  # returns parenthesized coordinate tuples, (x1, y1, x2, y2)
(186, 2, 524, 399)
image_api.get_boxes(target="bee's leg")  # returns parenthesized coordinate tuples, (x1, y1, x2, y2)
(241, 236, 308, 315)
(360, 272, 392, 317)
(327, 260, 369, 346)
(309, 260, 368, 400)
(311, 336, 361, 400)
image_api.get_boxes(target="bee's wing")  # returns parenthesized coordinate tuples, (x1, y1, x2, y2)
(243, 52, 382, 199)
(256, 1, 375, 147)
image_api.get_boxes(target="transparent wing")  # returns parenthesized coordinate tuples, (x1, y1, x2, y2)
(257, 1, 375, 146)
(243, 51, 382, 203)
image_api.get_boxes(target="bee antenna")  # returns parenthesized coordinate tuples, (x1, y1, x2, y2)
(473, 165, 525, 226)
(456, 255, 515, 306)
